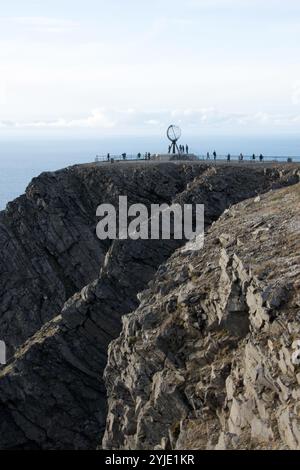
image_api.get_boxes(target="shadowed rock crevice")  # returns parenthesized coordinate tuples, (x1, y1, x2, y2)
(217, 250, 251, 338)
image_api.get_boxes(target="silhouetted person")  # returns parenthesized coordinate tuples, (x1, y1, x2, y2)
(239, 153, 244, 161)
(213, 151, 217, 160)
(186, 145, 189, 154)
(206, 152, 210, 160)
(259, 154, 264, 162)
(122, 153, 126, 160)
(137, 152, 141, 159)
(252, 154, 256, 161)
(168, 145, 171, 154)
(227, 153, 231, 161)
(148, 152, 151, 160)
(107, 153, 110, 161)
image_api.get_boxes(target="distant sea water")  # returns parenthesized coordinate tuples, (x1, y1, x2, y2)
(0, 135, 300, 210)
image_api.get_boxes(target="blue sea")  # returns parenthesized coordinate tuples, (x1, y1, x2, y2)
(0, 135, 300, 210)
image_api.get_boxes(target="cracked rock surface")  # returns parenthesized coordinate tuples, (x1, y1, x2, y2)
(103, 183, 300, 450)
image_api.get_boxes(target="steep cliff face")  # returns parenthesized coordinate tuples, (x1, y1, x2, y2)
(0, 162, 206, 357)
(0, 162, 299, 449)
(103, 182, 300, 450)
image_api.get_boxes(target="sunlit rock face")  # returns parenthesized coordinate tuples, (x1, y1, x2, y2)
(103, 182, 300, 451)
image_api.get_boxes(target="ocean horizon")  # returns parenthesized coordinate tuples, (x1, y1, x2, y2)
(0, 134, 300, 210)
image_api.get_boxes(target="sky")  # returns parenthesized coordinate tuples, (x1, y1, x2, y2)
(0, 0, 300, 137)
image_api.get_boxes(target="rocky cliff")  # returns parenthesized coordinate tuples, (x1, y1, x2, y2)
(0, 162, 204, 357)
(0, 161, 299, 449)
(103, 182, 300, 450)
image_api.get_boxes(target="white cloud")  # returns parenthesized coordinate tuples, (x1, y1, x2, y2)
(1, 108, 300, 134)
(66, 109, 117, 128)
(0, 109, 116, 130)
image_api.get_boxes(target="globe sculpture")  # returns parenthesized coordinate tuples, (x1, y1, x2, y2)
(167, 125, 181, 155)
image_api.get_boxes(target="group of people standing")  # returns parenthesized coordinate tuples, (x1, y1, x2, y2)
(167, 144, 189, 154)
(206, 151, 217, 160)
(95, 150, 266, 163)
(102, 152, 151, 161)
(179, 144, 189, 154)
(204, 151, 264, 162)
(225, 153, 264, 161)
(236, 153, 264, 162)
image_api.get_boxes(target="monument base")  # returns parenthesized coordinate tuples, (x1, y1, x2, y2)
(151, 154, 198, 162)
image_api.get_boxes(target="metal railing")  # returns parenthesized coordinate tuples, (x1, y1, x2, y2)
(94, 154, 299, 164)
(194, 154, 296, 163)
(95, 154, 151, 162)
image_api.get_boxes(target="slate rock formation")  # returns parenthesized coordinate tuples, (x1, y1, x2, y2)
(103, 182, 300, 450)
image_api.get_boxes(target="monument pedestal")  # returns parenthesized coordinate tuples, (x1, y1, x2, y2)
(151, 154, 197, 162)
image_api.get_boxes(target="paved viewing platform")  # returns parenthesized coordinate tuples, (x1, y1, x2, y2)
(91, 153, 300, 167)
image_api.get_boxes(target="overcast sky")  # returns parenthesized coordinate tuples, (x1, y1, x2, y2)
(0, 0, 300, 136)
